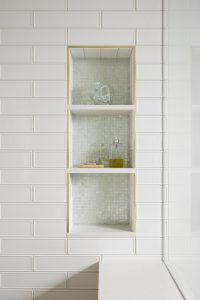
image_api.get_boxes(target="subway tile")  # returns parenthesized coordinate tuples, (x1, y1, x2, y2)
(0, 0, 65, 10)
(0, 46, 32, 63)
(137, 29, 162, 45)
(35, 256, 99, 271)
(0, 117, 33, 133)
(189, 29, 200, 45)
(136, 46, 162, 63)
(34, 81, 67, 97)
(101, 255, 159, 261)
(68, 272, 98, 289)
(136, 220, 162, 237)
(136, 169, 162, 184)
(169, 11, 200, 29)
(0, 291, 32, 300)
(136, 81, 162, 98)
(0, 151, 31, 167)
(1, 134, 66, 150)
(136, 117, 162, 132)
(136, 151, 162, 167)
(0, 221, 33, 236)
(34, 116, 66, 133)
(69, 0, 134, 10)
(136, 133, 162, 150)
(136, 64, 162, 80)
(34, 290, 98, 300)
(136, 238, 162, 255)
(34, 152, 66, 167)
(1, 169, 65, 184)
(35, 11, 100, 28)
(0, 185, 31, 202)
(137, 99, 162, 115)
(137, 203, 162, 219)
(1, 204, 66, 219)
(34, 221, 66, 237)
(103, 12, 162, 28)
(0, 12, 32, 27)
(164, 46, 189, 64)
(1, 273, 66, 288)
(0, 256, 33, 271)
(68, 29, 135, 45)
(2, 64, 66, 80)
(34, 186, 66, 203)
(1, 29, 65, 45)
(68, 239, 134, 255)
(34, 46, 66, 63)
(136, 0, 162, 10)
(0, 81, 31, 97)
(1, 99, 66, 115)
(1, 239, 66, 254)
(136, 185, 162, 202)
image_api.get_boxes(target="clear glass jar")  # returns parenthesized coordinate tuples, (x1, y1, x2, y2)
(93, 82, 112, 105)
(109, 137, 124, 168)
(98, 143, 109, 167)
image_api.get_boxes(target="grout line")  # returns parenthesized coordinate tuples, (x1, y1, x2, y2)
(31, 11, 34, 28)
(32, 46, 35, 63)
(66, 0, 69, 10)
(134, 238, 137, 254)
(135, 0, 138, 10)
(100, 10, 103, 28)
(133, 238, 136, 254)
(33, 254, 35, 272)
(66, 238, 69, 254)
(66, 272, 68, 288)
(31, 12, 35, 28)
(31, 151, 34, 168)
(32, 220, 35, 238)
(31, 184, 35, 202)
(31, 289, 34, 300)
(66, 28, 68, 46)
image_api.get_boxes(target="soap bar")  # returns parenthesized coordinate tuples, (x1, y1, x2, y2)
(79, 164, 104, 168)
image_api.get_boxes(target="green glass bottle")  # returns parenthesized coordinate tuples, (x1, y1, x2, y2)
(109, 137, 124, 168)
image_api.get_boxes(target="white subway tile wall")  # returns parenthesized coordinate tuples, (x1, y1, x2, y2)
(68, 272, 98, 289)
(0, 0, 163, 298)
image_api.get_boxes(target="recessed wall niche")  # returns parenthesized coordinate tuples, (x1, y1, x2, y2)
(67, 46, 136, 236)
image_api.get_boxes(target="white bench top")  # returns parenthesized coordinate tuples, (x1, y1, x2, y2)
(98, 260, 183, 300)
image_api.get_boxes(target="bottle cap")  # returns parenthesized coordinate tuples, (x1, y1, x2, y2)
(114, 137, 119, 143)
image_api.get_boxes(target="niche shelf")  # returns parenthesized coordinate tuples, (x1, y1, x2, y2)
(67, 46, 136, 236)
(67, 168, 135, 174)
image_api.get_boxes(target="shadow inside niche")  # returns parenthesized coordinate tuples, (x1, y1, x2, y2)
(34, 265, 99, 300)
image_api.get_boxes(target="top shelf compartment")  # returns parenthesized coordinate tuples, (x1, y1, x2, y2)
(68, 46, 135, 105)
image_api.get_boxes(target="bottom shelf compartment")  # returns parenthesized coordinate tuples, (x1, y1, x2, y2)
(68, 173, 135, 237)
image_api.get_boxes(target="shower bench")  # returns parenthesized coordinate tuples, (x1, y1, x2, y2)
(98, 260, 183, 300)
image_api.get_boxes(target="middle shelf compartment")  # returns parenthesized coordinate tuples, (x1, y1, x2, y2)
(68, 109, 135, 169)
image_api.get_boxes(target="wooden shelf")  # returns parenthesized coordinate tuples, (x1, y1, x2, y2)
(68, 105, 135, 115)
(67, 168, 135, 174)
